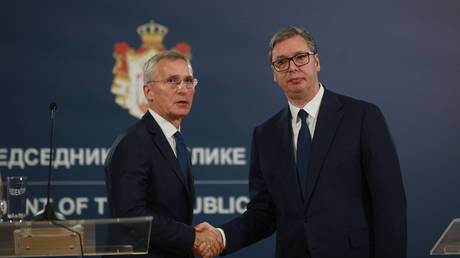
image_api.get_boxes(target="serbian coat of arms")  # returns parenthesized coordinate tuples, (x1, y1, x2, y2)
(111, 20, 191, 119)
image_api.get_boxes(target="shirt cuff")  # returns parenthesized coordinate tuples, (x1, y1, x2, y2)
(216, 228, 227, 248)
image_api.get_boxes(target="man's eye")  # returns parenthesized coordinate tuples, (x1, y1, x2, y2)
(184, 78, 194, 84)
(275, 59, 288, 66)
(165, 78, 178, 84)
(294, 54, 308, 61)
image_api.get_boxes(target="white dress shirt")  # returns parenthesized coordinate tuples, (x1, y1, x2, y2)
(289, 84, 324, 160)
(148, 109, 180, 157)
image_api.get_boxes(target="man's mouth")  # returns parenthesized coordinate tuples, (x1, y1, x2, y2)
(288, 77, 304, 83)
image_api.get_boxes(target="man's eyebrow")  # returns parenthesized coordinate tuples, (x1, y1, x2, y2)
(165, 75, 180, 79)
(273, 55, 288, 61)
(274, 51, 311, 60)
(165, 75, 193, 79)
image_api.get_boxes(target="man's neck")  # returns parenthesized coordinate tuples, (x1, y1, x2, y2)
(149, 108, 181, 129)
(288, 83, 320, 108)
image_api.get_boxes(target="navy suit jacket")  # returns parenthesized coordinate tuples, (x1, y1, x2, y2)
(105, 112, 196, 258)
(221, 89, 406, 258)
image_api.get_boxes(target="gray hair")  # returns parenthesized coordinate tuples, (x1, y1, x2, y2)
(143, 51, 191, 83)
(268, 26, 317, 63)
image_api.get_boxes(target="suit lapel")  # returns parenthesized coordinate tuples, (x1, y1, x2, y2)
(304, 89, 344, 210)
(187, 172, 196, 223)
(142, 113, 193, 198)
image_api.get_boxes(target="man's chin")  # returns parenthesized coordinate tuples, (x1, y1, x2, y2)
(286, 88, 308, 97)
(286, 90, 309, 101)
(172, 109, 191, 119)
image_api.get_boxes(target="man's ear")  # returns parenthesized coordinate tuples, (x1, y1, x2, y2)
(314, 54, 321, 72)
(143, 84, 154, 102)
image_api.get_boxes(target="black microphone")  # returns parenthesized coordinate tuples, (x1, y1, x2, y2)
(32, 103, 65, 220)
(50, 102, 57, 112)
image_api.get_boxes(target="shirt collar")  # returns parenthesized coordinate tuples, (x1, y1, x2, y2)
(148, 108, 180, 138)
(288, 83, 324, 121)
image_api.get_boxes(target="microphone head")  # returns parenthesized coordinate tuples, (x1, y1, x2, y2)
(49, 103, 57, 111)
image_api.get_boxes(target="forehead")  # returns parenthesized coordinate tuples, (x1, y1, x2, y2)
(272, 35, 311, 59)
(154, 58, 192, 77)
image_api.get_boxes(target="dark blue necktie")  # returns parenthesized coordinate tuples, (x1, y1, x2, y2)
(174, 131, 191, 177)
(296, 109, 312, 201)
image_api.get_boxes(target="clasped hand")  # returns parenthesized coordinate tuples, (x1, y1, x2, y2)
(192, 222, 224, 258)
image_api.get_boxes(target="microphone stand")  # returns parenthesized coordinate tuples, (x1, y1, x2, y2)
(32, 103, 65, 221)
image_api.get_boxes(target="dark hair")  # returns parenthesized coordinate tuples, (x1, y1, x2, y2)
(268, 26, 317, 63)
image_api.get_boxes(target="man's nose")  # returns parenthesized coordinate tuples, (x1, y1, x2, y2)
(287, 59, 299, 71)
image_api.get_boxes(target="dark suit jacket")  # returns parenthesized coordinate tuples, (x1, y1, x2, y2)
(105, 112, 196, 258)
(221, 89, 406, 258)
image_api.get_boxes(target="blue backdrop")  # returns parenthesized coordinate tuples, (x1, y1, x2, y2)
(1, 0, 459, 257)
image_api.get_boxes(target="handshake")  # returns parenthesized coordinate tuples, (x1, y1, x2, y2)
(192, 222, 224, 258)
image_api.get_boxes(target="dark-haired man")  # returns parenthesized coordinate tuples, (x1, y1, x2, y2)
(198, 27, 406, 258)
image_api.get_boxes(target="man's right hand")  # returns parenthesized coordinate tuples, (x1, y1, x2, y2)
(192, 222, 224, 258)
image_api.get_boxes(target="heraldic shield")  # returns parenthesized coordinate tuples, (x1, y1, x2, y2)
(111, 20, 192, 119)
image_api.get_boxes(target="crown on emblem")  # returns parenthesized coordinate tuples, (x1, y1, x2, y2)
(137, 20, 168, 45)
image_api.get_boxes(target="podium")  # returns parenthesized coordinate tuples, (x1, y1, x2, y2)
(431, 218, 460, 255)
(0, 216, 153, 257)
